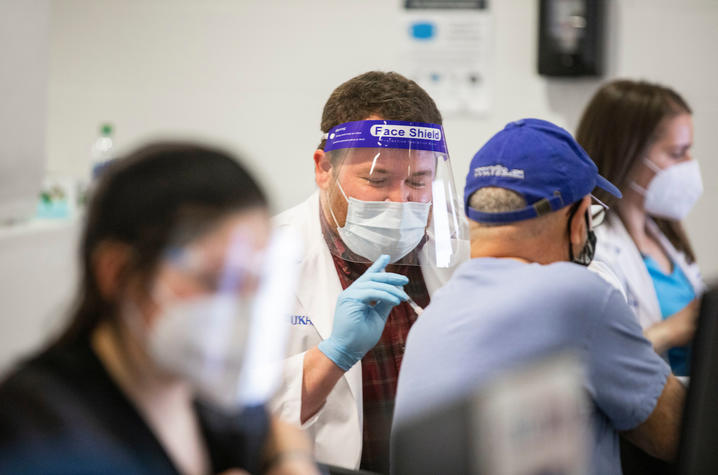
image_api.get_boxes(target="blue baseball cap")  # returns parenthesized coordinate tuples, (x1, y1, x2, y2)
(464, 118, 622, 223)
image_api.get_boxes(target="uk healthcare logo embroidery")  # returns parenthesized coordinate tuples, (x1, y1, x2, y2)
(473, 164, 525, 179)
(290, 315, 314, 326)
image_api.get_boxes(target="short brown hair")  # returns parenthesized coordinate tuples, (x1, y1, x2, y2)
(575, 79, 695, 262)
(318, 71, 442, 150)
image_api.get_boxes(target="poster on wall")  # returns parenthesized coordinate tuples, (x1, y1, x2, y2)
(401, 0, 493, 116)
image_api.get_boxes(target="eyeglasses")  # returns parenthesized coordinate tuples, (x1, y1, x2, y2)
(163, 240, 265, 294)
(589, 194, 609, 229)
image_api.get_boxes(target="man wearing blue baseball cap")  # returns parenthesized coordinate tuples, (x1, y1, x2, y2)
(393, 119, 685, 474)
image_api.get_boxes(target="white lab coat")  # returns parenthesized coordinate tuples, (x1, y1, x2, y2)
(594, 215, 704, 330)
(269, 191, 461, 468)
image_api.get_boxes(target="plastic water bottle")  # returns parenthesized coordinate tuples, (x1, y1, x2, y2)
(77, 123, 114, 208)
(90, 123, 114, 179)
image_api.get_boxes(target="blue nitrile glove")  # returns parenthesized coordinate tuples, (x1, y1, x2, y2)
(318, 254, 410, 371)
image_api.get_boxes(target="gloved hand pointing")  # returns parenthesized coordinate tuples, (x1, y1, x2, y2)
(318, 254, 410, 371)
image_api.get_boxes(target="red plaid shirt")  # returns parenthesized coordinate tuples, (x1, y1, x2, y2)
(319, 207, 429, 474)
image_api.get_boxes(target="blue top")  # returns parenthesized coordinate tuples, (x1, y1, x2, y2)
(643, 256, 696, 376)
(393, 258, 670, 475)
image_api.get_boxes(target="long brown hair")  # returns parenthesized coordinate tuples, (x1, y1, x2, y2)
(576, 79, 696, 263)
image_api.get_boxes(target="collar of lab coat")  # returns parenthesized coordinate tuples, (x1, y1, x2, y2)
(284, 190, 342, 343)
(597, 215, 704, 328)
(645, 218, 705, 294)
(276, 190, 363, 410)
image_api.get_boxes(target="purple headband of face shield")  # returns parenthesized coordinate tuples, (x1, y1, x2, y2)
(323, 120, 448, 154)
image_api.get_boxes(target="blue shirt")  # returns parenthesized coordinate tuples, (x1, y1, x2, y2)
(393, 258, 670, 475)
(643, 256, 696, 376)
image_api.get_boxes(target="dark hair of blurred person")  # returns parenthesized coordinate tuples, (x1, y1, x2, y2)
(60, 143, 267, 346)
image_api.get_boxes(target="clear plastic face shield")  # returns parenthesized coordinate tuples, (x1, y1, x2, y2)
(148, 218, 300, 412)
(321, 120, 469, 267)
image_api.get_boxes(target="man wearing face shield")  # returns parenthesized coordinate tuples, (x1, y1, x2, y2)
(271, 72, 469, 472)
(393, 119, 686, 475)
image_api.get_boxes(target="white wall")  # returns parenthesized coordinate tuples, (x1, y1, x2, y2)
(45, 0, 718, 273)
(2, 0, 718, 369)
(0, 220, 80, 373)
(0, 0, 50, 221)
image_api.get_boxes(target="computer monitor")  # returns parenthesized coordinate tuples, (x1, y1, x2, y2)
(677, 284, 718, 474)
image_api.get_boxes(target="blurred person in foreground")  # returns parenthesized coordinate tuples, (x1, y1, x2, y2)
(0, 143, 317, 475)
(271, 71, 468, 472)
(392, 119, 685, 475)
(576, 80, 704, 377)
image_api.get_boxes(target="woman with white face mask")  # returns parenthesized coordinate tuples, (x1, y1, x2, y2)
(577, 80, 705, 377)
(0, 144, 317, 475)
(576, 80, 705, 473)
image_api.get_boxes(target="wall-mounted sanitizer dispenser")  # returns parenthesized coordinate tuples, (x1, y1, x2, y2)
(538, 0, 604, 77)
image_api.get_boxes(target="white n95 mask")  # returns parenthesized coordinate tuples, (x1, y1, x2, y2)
(147, 293, 251, 412)
(631, 159, 703, 221)
(330, 183, 431, 263)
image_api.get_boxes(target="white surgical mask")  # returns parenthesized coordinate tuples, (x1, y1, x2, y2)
(146, 291, 252, 412)
(329, 183, 431, 263)
(630, 159, 703, 221)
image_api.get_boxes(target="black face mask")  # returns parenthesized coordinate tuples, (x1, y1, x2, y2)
(568, 208, 596, 266)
